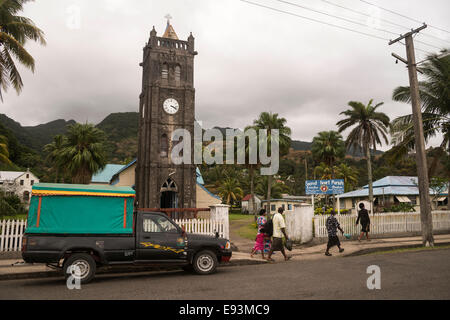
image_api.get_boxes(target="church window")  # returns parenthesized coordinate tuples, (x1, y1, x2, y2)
(175, 65, 181, 84)
(161, 134, 168, 157)
(161, 178, 177, 192)
(161, 63, 168, 79)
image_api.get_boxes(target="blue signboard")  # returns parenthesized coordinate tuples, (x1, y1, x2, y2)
(305, 179, 345, 195)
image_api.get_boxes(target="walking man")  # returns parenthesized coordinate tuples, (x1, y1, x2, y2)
(325, 210, 345, 256)
(267, 207, 291, 262)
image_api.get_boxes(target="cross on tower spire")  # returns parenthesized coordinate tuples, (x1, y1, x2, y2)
(162, 14, 178, 39)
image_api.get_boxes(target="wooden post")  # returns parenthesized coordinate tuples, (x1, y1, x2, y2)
(389, 24, 434, 247)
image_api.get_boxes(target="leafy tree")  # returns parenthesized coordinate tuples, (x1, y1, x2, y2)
(0, 0, 46, 100)
(334, 163, 359, 192)
(391, 50, 450, 209)
(311, 131, 345, 169)
(255, 175, 286, 200)
(60, 123, 107, 184)
(337, 99, 390, 213)
(250, 112, 291, 212)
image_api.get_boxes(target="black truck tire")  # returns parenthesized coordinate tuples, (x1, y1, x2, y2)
(192, 250, 218, 275)
(63, 253, 96, 284)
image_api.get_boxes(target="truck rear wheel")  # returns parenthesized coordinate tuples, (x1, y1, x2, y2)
(63, 253, 96, 284)
(192, 250, 218, 275)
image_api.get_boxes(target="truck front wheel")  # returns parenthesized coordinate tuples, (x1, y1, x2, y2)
(63, 253, 96, 284)
(192, 250, 218, 275)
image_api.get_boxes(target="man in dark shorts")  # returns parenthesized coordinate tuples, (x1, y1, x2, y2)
(266, 207, 291, 262)
(325, 210, 344, 256)
(356, 203, 371, 241)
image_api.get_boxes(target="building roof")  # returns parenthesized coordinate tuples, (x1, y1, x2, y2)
(338, 176, 448, 199)
(242, 194, 252, 201)
(162, 21, 179, 39)
(0, 171, 26, 181)
(91, 164, 125, 183)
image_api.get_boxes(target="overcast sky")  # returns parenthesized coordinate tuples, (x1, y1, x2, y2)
(2, 0, 449, 149)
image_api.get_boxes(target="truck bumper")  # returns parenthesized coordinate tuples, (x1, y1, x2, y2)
(22, 251, 60, 264)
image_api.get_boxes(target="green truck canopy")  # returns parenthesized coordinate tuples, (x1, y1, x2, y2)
(26, 183, 135, 234)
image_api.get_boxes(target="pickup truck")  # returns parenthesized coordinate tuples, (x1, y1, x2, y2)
(21, 183, 232, 284)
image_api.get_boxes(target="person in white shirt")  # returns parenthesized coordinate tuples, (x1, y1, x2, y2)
(267, 207, 291, 262)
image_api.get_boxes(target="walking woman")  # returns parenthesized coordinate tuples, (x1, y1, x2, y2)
(251, 209, 268, 259)
(356, 203, 371, 241)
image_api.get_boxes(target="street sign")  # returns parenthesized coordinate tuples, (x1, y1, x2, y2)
(305, 179, 345, 195)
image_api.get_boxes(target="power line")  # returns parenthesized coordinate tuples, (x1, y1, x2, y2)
(274, 0, 398, 36)
(360, 0, 450, 35)
(275, 0, 444, 51)
(240, 0, 390, 41)
(321, 0, 450, 45)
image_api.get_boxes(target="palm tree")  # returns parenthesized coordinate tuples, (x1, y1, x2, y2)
(337, 100, 390, 214)
(0, 135, 12, 165)
(250, 112, 291, 214)
(217, 177, 243, 205)
(311, 130, 345, 172)
(0, 0, 46, 100)
(391, 50, 450, 209)
(314, 162, 333, 180)
(255, 175, 284, 200)
(334, 163, 359, 192)
(43, 135, 66, 182)
(60, 123, 107, 184)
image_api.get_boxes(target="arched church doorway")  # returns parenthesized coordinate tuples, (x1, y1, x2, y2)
(160, 178, 178, 208)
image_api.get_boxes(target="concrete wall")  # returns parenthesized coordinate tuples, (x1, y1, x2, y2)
(284, 204, 314, 243)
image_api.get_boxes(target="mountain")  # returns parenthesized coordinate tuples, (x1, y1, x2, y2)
(0, 114, 76, 153)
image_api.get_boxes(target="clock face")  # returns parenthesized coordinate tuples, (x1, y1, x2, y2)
(163, 98, 179, 115)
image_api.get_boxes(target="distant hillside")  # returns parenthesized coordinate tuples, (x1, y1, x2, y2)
(0, 114, 76, 153)
(96, 112, 139, 162)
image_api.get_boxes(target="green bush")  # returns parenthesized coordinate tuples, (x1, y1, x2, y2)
(383, 203, 416, 212)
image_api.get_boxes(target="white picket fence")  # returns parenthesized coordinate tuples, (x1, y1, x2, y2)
(314, 211, 450, 238)
(0, 220, 27, 252)
(0, 218, 228, 252)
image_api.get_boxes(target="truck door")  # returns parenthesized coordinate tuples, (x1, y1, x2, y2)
(136, 213, 187, 261)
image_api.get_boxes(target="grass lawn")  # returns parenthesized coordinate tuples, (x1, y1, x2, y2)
(1, 214, 27, 221)
(366, 244, 450, 256)
(229, 213, 258, 241)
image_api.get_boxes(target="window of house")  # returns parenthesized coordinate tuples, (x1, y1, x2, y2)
(20, 180, 24, 186)
(408, 196, 417, 205)
(288, 204, 292, 211)
(26, 174, 29, 179)
(271, 205, 276, 212)
(31, 180, 34, 186)
(23, 191, 30, 201)
(282, 204, 285, 210)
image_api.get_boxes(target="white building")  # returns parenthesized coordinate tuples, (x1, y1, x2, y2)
(0, 169, 39, 205)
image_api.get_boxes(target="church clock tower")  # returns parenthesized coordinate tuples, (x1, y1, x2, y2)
(136, 17, 197, 209)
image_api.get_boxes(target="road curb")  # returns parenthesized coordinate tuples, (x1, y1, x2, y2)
(343, 241, 450, 257)
(0, 258, 267, 281)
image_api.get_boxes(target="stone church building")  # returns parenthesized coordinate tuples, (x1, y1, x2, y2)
(92, 20, 221, 210)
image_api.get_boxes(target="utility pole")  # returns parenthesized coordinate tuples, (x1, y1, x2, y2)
(389, 24, 434, 247)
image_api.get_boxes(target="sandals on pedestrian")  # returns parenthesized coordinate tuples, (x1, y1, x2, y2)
(284, 256, 292, 261)
(266, 258, 275, 262)
(325, 252, 332, 256)
(339, 248, 344, 253)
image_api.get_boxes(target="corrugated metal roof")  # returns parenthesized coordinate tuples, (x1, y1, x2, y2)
(33, 183, 135, 194)
(0, 171, 25, 181)
(338, 176, 448, 198)
(91, 164, 125, 183)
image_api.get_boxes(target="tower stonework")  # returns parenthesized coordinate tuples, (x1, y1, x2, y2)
(136, 21, 197, 209)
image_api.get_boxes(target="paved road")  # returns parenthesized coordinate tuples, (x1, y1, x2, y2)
(0, 249, 449, 300)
